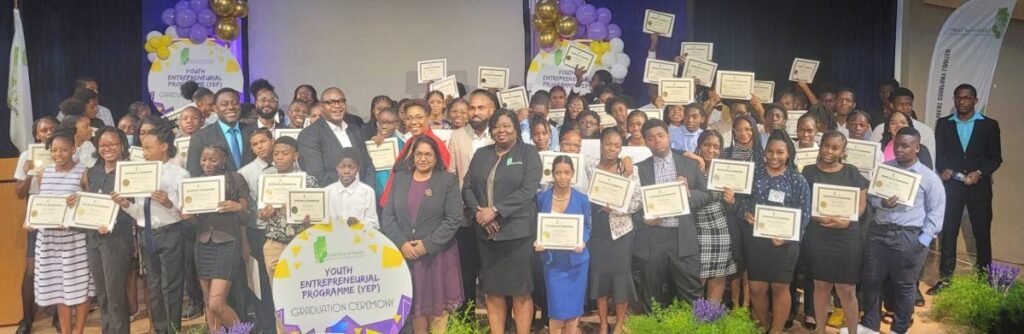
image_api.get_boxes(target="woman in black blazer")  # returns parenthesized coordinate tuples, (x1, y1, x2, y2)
(462, 109, 543, 334)
(381, 135, 464, 334)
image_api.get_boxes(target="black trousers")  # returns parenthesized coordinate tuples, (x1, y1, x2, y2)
(143, 224, 185, 334)
(939, 182, 993, 278)
(456, 225, 480, 310)
(634, 226, 701, 311)
(860, 225, 927, 333)
(87, 230, 133, 334)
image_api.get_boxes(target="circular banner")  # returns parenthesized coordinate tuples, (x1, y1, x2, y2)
(146, 40, 243, 112)
(272, 220, 412, 334)
(526, 39, 622, 94)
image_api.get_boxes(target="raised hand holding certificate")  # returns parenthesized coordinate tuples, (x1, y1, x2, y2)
(417, 58, 447, 83)
(868, 164, 922, 206)
(548, 109, 566, 127)
(794, 148, 819, 172)
(179, 175, 225, 214)
(785, 110, 808, 138)
(367, 138, 400, 172)
(174, 137, 190, 165)
(641, 181, 690, 219)
(562, 44, 596, 72)
(478, 66, 510, 90)
(588, 169, 636, 212)
(658, 78, 694, 104)
(754, 205, 801, 241)
(812, 184, 861, 221)
(28, 143, 52, 176)
(680, 42, 713, 61)
(643, 9, 675, 37)
(430, 75, 461, 98)
(640, 108, 662, 120)
(25, 194, 69, 229)
(845, 139, 881, 176)
(789, 58, 820, 83)
(751, 80, 776, 103)
(497, 86, 529, 111)
(115, 161, 160, 197)
(536, 213, 585, 250)
(706, 159, 755, 194)
(70, 192, 119, 230)
(715, 71, 755, 100)
(643, 58, 679, 84)
(682, 58, 718, 87)
(259, 173, 307, 208)
(287, 189, 328, 224)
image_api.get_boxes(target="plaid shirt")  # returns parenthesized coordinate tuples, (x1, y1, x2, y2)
(653, 154, 680, 227)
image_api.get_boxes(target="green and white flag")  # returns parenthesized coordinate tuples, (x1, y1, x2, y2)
(8, 9, 33, 152)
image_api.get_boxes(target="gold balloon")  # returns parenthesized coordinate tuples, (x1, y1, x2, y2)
(555, 16, 578, 38)
(538, 27, 557, 48)
(536, 0, 558, 21)
(533, 15, 553, 30)
(211, 0, 234, 17)
(215, 18, 240, 41)
(232, 1, 249, 19)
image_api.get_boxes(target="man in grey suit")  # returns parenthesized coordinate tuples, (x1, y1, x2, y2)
(297, 87, 374, 187)
(186, 88, 255, 177)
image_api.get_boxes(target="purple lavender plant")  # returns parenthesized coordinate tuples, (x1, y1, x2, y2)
(213, 321, 255, 334)
(692, 298, 727, 324)
(989, 263, 1020, 293)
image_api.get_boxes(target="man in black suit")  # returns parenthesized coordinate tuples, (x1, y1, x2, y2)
(186, 88, 255, 177)
(635, 119, 713, 308)
(297, 87, 374, 187)
(929, 83, 1003, 294)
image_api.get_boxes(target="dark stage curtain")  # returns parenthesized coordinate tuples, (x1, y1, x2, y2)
(691, 0, 897, 111)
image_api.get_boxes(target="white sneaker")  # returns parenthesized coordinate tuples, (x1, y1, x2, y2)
(839, 324, 880, 334)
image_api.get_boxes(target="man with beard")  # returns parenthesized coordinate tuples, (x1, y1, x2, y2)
(255, 89, 282, 130)
(297, 87, 374, 187)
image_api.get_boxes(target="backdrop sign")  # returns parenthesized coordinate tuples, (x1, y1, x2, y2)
(526, 39, 629, 95)
(271, 220, 412, 334)
(147, 40, 243, 113)
(923, 0, 1016, 125)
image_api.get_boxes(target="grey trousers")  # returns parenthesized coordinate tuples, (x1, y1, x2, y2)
(143, 224, 185, 334)
(860, 225, 928, 333)
(87, 229, 133, 334)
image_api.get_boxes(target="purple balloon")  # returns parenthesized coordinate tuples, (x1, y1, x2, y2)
(559, 0, 578, 16)
(198, 8, 217, 27)
(596, 7, 612, 24)
(587, 22, 607, 40)
(175, 8, 197, 27)
(174, 1, 190, 12)
(161, 8, 176, 26)
(575, 24, 588, 39)
(606, 23, 621, 39)
(575, 4, 597, 25)
(176, 24, 192, 37)
(189, 24, 208, 44)
(189, 0, 208, 10)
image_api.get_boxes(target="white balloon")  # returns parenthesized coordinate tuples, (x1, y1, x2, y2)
(611, 63, 627, 80)
(147, 53, 157, 63)
(146, 30, 161, 41)
(616, 52, 631, 67)
(165, 26, 179, 39)
(601, 52, 617, 66)
(609, 38, 624, 53)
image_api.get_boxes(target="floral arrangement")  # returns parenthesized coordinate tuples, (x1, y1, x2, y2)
(932, 262, 1024, 333)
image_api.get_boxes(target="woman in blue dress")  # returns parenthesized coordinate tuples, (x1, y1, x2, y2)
(534, 155, 591, 334)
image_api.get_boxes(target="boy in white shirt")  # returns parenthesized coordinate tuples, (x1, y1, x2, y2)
(325, 147, 379, 229)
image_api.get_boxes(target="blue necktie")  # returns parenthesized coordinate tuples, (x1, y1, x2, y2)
(227, 128, 242, 168)
(143, 198, 155, 254)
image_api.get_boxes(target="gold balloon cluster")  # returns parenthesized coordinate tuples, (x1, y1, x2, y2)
(533, 0, 578, 48)
(210, 0, 248, 41)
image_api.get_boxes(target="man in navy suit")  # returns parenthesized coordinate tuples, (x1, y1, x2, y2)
(297, 87, 374, 187)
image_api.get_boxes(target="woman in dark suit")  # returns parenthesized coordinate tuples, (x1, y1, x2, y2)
(382, 135, 464, 334)
(463, 109, 543, 334)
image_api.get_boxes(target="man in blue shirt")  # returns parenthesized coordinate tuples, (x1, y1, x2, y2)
(859, 128, 945, 334)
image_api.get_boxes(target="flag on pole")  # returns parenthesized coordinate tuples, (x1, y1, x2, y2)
(8, 8, 33, 152)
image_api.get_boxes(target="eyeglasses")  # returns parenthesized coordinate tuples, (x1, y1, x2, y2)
(323, 98, 347, 106)
(99, 143, 122, 150)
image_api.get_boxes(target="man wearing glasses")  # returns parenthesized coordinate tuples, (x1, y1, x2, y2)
(297, 87, 375, 187)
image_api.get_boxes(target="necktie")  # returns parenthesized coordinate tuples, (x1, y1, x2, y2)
(143, 198, 155, 254)
(227, 128, 242, 168)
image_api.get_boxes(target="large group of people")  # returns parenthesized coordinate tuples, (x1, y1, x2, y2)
(12, 34, 1003, 334)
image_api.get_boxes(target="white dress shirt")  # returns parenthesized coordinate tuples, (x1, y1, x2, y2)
(324, 179, 379, 229)
(75, 141, 97, 168)
(238, 158, 272, 229)
(124, 161, 189, 229)
(472, 127, 493, 153)
(327, 120, 354, 148)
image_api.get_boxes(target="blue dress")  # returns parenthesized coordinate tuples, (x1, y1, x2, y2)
(536, 188, 591, 320)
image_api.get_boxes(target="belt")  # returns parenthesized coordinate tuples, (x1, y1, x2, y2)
(151, 222, 183, 235)
(873, 223, 921, 233)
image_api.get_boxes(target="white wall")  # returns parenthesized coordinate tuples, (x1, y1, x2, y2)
(248, 0, 526, 118)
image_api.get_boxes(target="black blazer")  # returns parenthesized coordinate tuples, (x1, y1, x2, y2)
(186, 120, 254, 177)
(381, 170, 463, 255)
(635, 150, 712, 258)
(462, 142, 543, 241)
(935, 114, 1002, 195)
(296, 118, 374, 187)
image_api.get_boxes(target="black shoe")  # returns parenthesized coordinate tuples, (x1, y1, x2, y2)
(802, 316, 817, 330)
(926, 280, 950, 295)
(182, 303, 204, 320)
(15, 319, 32, 334)
(52, 314, 61, 333)
(915, 289, 926, 307)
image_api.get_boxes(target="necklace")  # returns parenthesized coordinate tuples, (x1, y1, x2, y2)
(552, 192, 570, 201)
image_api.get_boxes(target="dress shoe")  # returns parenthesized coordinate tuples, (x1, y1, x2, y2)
(926, 280, 950, 295)
(915, 288, 926, 306)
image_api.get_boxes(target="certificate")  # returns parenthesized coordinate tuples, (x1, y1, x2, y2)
(366, 138, 400, 171)
(753, 205, 801, 241)
(562, 43, 596, 72)
(588, 103, 606, 113)
(416, 58, 447, 83)
(643, 9, 675, 37)
(287, 189, 328, 224)
(25, 194, 69, 229)
(115, 160, 160, 197)
(580, 139, 601, 160)
(789, 58, 820, 83)
(658, 78, 694, 104)
(868, 164, 922, 206)
(643, 58, 679, 84)
(429, 75, 461, 99)
(70, 192, 118, 230)
(497, 86, 529, 111)
(706, 159, 755, 194)
(599, 111, 618, 129)
(540, 152, 581, 185)
(680, 42, 713, 61)
(273, 128, 301, 141)
(179, 175, 225, 214)
(588, 169, 636, 212)
(174, 137, 190, 165)
(681, 58, 718, 87)
(715, 71, 755, 100)
(641, 181, 690, 219)
(845, 139, 880, 176)
(129, 146, 145, 161)
(812, 183, 861, 221)
(640, 108, 662, 120)
(794, 147, 819, 172)
(751, 80, 775, 103)
(618, 146, 652, 163)
(536, 213, 585, 250)
(161, 108, 183, 121)
(478, 66, 510, 90)
(548, 109, 566, 127)
(28, 143, 52, 176)
(785, 110, 808, 138)
(259, 173, 307, 208)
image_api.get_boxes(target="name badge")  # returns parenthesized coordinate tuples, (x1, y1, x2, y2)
(768, 189, 786, 204)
